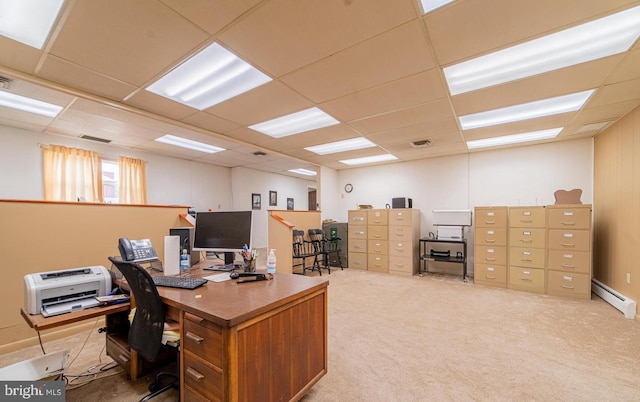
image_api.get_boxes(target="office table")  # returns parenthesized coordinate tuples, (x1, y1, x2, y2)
(112, 263, 330, 401)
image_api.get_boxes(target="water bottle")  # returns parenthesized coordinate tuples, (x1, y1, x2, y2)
(180, 249, 190, 270)
(266, 249, 276, 275)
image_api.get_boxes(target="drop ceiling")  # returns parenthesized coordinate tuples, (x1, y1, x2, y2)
(0, 0, 639, 177)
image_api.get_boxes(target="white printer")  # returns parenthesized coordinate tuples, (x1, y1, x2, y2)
(24, 266, 112, 317)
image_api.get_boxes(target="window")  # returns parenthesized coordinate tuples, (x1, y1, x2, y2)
(101, 159, 119, 203)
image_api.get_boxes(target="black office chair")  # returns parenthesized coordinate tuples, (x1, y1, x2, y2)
(107, 256, 179, 402)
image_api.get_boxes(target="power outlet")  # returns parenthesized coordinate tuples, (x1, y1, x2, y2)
(626, 273, 631, 284)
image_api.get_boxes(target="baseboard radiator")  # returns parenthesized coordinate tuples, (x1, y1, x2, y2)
(591, 278, 637, 319)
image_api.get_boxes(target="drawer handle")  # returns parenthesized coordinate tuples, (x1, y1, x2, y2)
(354, 245, 363, 249)
(561, 243, 576, 248)
(485, 239, 495, 243)
(561, 264, 575, 268)
(185, 312, 204, 323)
(520, 239, 533, 243)
(485, 257, 496, 261)
(485, 220, 496, 224)
(118, 354, 129, 363)
(520, 219, 533, 223)
(186, 331, 204, 344)
(561, 222, 576, 226)
(520, 278, 532, 282)
(374, 235, 381, 238)
(520, 259, 532, 262)
(485, 275, 496, 279)
(186, 367, 205, 382)
(355, 231, 364, 235)
(561, 285, 575, 289)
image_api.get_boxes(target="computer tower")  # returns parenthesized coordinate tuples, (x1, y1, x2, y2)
(169, 227, 200, 265)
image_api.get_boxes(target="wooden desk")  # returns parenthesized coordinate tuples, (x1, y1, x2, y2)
(115, 263, 329, 401)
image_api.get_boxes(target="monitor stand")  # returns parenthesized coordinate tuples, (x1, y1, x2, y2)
(224, 252, 235, 266)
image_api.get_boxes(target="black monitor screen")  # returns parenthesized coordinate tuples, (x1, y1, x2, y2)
(193, 211, 253, 252)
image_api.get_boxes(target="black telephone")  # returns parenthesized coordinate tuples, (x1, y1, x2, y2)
(118, 237, 158, 262)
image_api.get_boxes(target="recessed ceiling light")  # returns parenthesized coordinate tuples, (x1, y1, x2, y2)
(340, 154, 398, 166)
(147, 43, 271, 110)
(288, 168, 317, 176)
(418, 0, 455, 14)
(459, 90, 594, 130)
(249, 107, 339, 138)
(466, 128, 562, 150)
(444, 5, 640, 95)
(305, 137, 375, 155)
(155, 135, 225, 154)
(0, 90, 63, 117)
(0, 0, 64, 49)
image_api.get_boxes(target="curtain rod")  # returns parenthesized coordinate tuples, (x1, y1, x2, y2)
(37, 142, 147, 163)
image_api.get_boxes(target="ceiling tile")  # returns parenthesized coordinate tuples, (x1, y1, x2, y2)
(160, 0, 262, 35)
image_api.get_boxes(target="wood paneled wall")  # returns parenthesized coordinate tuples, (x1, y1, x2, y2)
(0, 200, 187, 351)
(593, 106, 640, 319)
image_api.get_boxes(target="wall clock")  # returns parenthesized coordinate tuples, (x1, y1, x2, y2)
(344, 183, 353, 193)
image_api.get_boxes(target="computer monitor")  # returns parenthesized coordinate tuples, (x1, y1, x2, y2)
(193, 211, 253, 266)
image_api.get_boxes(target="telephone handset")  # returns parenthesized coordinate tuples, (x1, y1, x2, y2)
(118, 237, 158, 262)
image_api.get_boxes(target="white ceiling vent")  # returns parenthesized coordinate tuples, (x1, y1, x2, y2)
(80, 134, 111, 143)
(576, 121, 613, 134)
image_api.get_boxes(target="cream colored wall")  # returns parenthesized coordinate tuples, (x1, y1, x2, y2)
(593, 106, 640, 315)
(0, 200, 187, 352)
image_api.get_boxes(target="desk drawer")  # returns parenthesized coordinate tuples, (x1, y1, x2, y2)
(509, 207, 546, 228)
(474, 246, 507, 266)
(367, 240, 388, 255)
(348, 225, 367, 239)
(348, 252, 367, 269)
(368, 225, 388, 240)
(367, 254, 388, 272)
(389, 241, 413, 257)
(368, 209, 388, 225)
(547, 207, 591, 229)
(546, 270, 591, 299)
(509, 266, 545, 293)
(388, 209, 415, 225)
(184, 354, 223, 402)
(475, 207, 508, 227)
(474, 263, 507, 285)
(547, 249, 590, 274)
(388, 255, 415, 275)
(509, 228, 546, 249)
(389, 225, 413, 241)
(348, 238, 367, 253)
(183, 314, 223, 368)
(509, 247, 545, 268)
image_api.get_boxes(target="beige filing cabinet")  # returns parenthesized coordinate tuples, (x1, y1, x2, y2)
(546, 204, 592, 299)
(508, 206, 546, 294)
(388, 208, 420, 276)
(474, 207, 508, 288)
(367, 209, 389, 273)
(347, 210, 368, 270)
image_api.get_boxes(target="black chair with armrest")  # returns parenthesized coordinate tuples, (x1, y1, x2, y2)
(107, 256, 179, 402)
(308, 228, 343, 275)
(292, 229, 316, 275)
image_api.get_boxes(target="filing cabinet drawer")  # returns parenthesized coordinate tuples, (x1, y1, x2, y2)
(547, 249, 590, 274)
(367, 209, 388, 225)
(475, 246, 507, 265)
(475, 207, 508, 227)
(348, 225, 367, 239)
(509, 207, 546, 228)
(389, 241, 414, 257)
(548, 229, 590, 251)
(509, 247, 545, 268)
(388, 209, 415, 225)
(547, 207, 591, 229)
(184, 354, 223, 402)
(367, 254, 388, 272)
(547, 270, 591, 299)
(348, 252, 367, 270)
(389, 225, 412, 241)
(474, 263, 507, 287)
(509, 228, 546, 249)
(509, 266, 545, 293)
(388, 255, 415, 275)
(368, 225, 388, 240)
(348, 210, 368, 225)
(348, 238, 367, 253)
(475, 228, 507, 246)
(368, 240, 388, 255)
(183, 315, 223, 368)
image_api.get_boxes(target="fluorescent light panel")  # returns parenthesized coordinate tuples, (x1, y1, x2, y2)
(305, 137, 375, 155)
(0, 91, 63, 117)
(340, 154, 398, 166)
(466, 128, 562, 149)
(288, 168, 317, 176)
(249, 107, 339, 138)
(459, 90, 594, 130)
(444, 5, 640, 95)
(147, 43, 271, 110)
(155, 135, 225, 154)
(419, 0, 455, 14)
(0, 0, 64, 49)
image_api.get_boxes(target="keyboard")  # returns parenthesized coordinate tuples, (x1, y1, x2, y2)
(152, 276, 207, 290)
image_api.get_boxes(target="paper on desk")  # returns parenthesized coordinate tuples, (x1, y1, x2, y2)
(204, 273, 232, 282)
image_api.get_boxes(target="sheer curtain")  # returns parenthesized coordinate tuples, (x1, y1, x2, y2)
(43, 145, 102, 202)
(119, 156, 147, 204)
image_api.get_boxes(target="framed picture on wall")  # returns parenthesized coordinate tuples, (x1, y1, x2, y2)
(269, 191, 277, 206)
(252, 193, 261, 210)
(287, 198, 294, 210)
